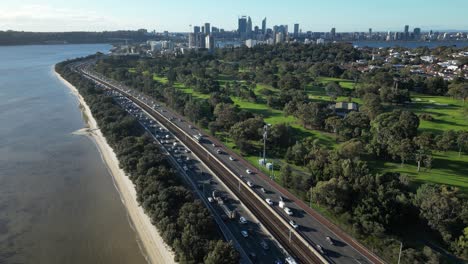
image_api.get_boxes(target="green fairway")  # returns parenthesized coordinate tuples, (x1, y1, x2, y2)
(370, 150, 468, 193)
(406, 93, 468, 134)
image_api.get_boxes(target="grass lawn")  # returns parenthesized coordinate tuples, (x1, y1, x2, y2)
(406, 93, 468, 134)
(316, 76, 356, 89)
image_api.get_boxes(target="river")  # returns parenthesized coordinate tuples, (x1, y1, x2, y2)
(352, 40, 468, 49)
(0, 44, 147, 264)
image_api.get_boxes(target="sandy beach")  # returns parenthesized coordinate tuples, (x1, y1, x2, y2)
(55, 69, 175, 264)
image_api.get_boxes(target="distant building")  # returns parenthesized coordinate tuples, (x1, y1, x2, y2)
(262, 17, 267, 34)
(316, 38, 325, 44)
(294, 23, 299, 38)
(333, 102, 359, 116)
(275, 32, 284, 44)
(413, 28, 421, 40)
(331, 27, 336, 40)
(238, 16, 247, 39)
(205, 35, 214, 51)
(188, 33, 196, 48)
(205, 23, 211, 35)
(193, 26, 200, 34)
(245, 39, 257, 48)
(404, 25, 409, 40)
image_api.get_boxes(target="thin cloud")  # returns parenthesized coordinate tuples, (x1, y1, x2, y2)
(0, 4, 137, 31)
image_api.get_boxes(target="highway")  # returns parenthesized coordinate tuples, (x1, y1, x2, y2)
(109, 90, 287, 264)
(73, 60, 385, 264)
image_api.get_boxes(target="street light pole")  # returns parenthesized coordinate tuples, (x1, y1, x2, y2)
(262, 124, 270, 167)
(398, 242, 403, 264)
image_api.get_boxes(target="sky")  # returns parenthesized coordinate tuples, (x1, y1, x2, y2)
(1, 0, 467, 32)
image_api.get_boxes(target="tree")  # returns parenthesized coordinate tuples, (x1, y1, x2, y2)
(310, 178, 351, 213)
(413, 184, 465, 243)
(361, 92, 383, 119)
(204, 241, 240, 264)
(213, 103, 238, 130)
(457, 131, 468, 157)
(325, 81, 343, 97)
(281, 164, 293, 188)
(388, 138, 415, 166)
(338, 139, 364, 159)
(456, 227, 468, 258)
(448, 83, 468, 103)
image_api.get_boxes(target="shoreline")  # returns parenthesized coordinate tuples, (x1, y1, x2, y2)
(54, 68, 175, 264)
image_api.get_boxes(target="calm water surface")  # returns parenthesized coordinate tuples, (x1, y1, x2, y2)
(0, 45, 147, 264)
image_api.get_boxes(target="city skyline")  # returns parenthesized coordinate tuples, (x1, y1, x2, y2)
(1, 0, 468, 32)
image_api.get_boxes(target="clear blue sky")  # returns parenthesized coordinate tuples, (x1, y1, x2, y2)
(1, 0, 467, 32)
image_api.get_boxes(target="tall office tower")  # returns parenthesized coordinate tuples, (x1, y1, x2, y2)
(404, 25, 409, 40)
(413, 27, 421, 40)
(205, 23, 211, 35)
(188, 33, 196, 48)
(369, 28, 372, 38)
(193, 26, 200, 34)
(294, 23, 299, 38)
(331, 27, 336, 40)
(262, 17, 267, 34)
(238, 16, 247, 38)
(254, 26, 259, 35)
(275, 32, 284, 44)
(202, 26, 205, 34)
(205, 34, 215, 51)
(247, 16, 253, 36)
(199, 34, 206, 49)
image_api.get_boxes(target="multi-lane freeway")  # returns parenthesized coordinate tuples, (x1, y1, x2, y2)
(72, 60, 385, 264)
(109, 90, 287, 264)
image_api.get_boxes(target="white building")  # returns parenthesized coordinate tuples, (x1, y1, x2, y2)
(245, 39, 258, 48)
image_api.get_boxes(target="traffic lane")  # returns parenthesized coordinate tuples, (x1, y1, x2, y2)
(185, 160, 285, 263)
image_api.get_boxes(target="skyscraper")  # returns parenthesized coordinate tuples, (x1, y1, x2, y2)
(294, 23, 299, 38)
(331, 27, 336, 40)
(238, 16, 247, 38)
(369, 28, 372, 38)
(193, 26, 200, 34)
(413, 27, 421, 40)
(404, 25, 409, 40)
(205, 34, 214, 51)
(262, 17, 267, 35)
(205, 23, 211, 35)
(247, 16, 253, 37)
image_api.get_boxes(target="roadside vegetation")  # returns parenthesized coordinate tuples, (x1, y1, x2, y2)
(56, 58, 240, 264)
(94, 43, 468, 263)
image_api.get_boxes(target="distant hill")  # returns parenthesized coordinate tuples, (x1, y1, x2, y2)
(0, 30, 156, 46)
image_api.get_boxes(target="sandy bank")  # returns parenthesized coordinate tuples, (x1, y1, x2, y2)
(54, 68, 175, 264)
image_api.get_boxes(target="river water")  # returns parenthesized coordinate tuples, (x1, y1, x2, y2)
(0, 45, 147, 264)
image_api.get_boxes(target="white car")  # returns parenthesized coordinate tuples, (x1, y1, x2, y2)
(316, 244, 325, 254)
(246, 169, 252, 174)
(289, 220, 299, 229)
(239, 216, 247, 224)
(247, 181, 254, 187)
(284, 207, 293, 216)
(265, 198, 273, 205)
(241, 230, 249, 238)
(326, 236, 334, 245)
(216, 149, 222, 154)
(229, 156, 235, 161)
(207, 197, 214, 203)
